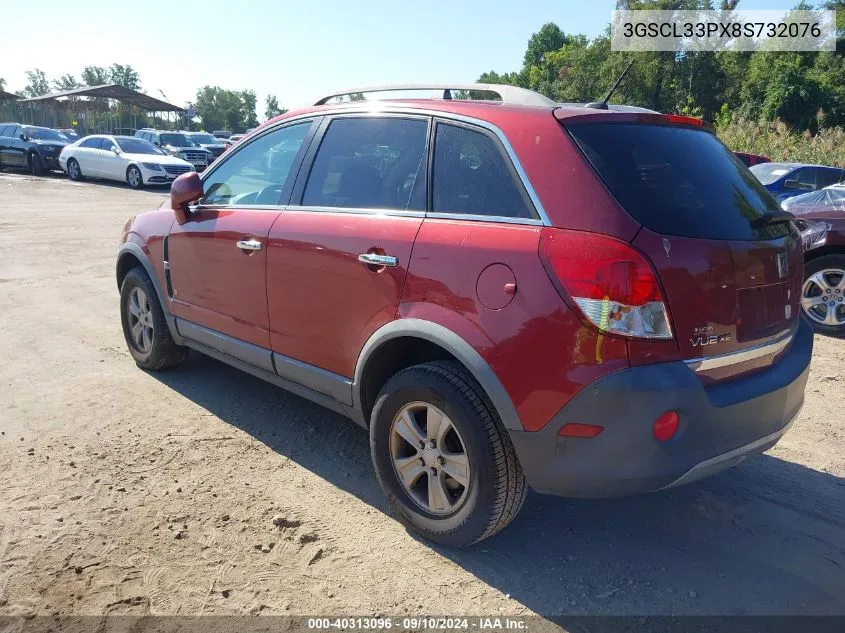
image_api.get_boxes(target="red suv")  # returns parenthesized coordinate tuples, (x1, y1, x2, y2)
(117, 84, 813, 546)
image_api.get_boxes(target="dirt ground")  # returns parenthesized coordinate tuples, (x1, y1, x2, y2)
(0, 173, 843, 623)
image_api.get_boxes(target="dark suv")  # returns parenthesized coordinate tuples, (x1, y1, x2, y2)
(183, 131, 228, 161)
(0, 123, 70, 175)
(116, 84, 813, 546)
(134, 129, 211, 171)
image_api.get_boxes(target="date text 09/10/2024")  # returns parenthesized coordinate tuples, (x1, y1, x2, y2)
(306, 617, 528, 630)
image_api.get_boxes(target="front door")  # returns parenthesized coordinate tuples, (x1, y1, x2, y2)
(167, 119, 316, 369)
(266, 115, 429, 389)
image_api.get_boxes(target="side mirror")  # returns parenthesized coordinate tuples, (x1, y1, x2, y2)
(171, 172, 203, 212)
(112, 146, 120, 155)
(19, 134, 27, 141)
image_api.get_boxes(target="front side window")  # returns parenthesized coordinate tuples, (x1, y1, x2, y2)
(101, 138, 116, 152)
(24, 127, 67, 141)
(201, 121, 311, 206)
(302, 117, 428, 211)
(431, 122, 534, 219)
(160, 133, 192, 147)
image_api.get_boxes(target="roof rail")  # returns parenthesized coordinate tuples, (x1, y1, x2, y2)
(312, 84, 556, 108)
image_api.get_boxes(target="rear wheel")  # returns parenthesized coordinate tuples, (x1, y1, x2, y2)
(29, 152, 44, 176)
(67, 158, 82, 181)
(120, 267, 188, 370)
(802, 255, 845, 337)
(370, 361, 527, 547)
(126, 165, 143, 189)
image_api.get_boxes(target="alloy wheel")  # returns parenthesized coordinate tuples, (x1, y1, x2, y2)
(801, 268, 845, 327)
(128, 167, 141, 188)
(68, 160, 79, 179)
(389, 401, 470, 515)
(126, 286, 154, 353)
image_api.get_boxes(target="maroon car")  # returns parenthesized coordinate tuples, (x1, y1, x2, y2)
(116, 84, 812, 546)
(735, 151, 771, 167)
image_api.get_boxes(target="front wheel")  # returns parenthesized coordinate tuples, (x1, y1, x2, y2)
(370, 361, 527, 547)
(120, 267, 188, 370)
(126, 165, 143, 189)
(801, 255, 845, 337)
(66, 158, 82, 181)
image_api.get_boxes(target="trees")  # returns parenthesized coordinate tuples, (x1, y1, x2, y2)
(264, 94, 287, 120)
(22, 69, 50, 97)
(53, 74, 82, 91)
(81, 66, 109, 87)
(109, 64, 141, 90)
(0, 77, 6, 91)
(195, 86, 259, 133)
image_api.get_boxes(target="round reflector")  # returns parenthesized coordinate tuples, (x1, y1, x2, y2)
(653, 411, 680, 442)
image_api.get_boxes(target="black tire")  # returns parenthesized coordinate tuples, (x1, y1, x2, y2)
(126, 165, 143, 189)
(802, 255, 845, 337)
(370, 360, 527, 547)
(29, 152, 44, 176)
(67, 158, 82, 181)
(119, 267, 188, 370)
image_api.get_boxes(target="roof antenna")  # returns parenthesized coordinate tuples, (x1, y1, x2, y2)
(586, 59, 634, 110)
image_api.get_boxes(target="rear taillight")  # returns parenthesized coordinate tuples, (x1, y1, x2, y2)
(540, 228, 673, 340)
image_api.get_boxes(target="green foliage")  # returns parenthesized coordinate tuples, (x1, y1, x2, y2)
(716, 115, 845, 166)
(52, 74, 81, 91)
(22, 69, 50, 97)
(81, 66, 109, 86)
(195, 86, 258, 133)
(109, 64, 141, 90)
(0, 77, 6, 91)
(264, 94, 286, 120)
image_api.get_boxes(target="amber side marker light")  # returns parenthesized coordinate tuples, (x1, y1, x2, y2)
(558, 423, 604, 438)
(653, 411, 680, 442)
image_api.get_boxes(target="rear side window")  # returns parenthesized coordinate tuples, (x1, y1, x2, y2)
(0, 125, 9, 137)
(432, 123, 535, 219)
(568, 123, 783, 240)
(80, 137, 103, 149)
(303, 117, 428, 211)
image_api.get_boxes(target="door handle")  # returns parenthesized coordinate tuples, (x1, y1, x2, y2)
(236, 238, 263, 252)
(358, 253, 398, 267)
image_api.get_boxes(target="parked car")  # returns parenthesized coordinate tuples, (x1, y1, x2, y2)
(0, 123, 70, 175)
(59, 135, 195, 189)
(59, 128, 80, 142)
(134, 129, 211, 172)
(227, 133, 245, 145)
(750, 162, 845, 203)
(734, 151, 770, 167)
(183, 131, 227, 161)
(116, 83, 812, 546)
(786, 185, 845, 336)
(212, 130, 232, 139)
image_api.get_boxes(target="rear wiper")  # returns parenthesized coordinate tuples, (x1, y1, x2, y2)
(751, 209, 795, 229)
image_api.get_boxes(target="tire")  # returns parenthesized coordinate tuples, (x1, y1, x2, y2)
(801, 255, 845, 337)
(126, 165, 143, 189)
(67, 158, 82, 181)
(119, 267, 188, 370)
(29, 152, 44, 176)
(370, 360, 527, 547)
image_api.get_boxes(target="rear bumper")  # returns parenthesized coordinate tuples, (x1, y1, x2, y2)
(509, 317, 813, 498)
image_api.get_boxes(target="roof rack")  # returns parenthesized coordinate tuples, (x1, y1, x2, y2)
(312, 84, 556, 108)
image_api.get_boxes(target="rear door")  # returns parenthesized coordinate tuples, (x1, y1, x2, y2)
(76, 137, 105, 176)
(6, 125, 26, 167)
(265, 115, 429, 393)
(567, 121, 801, 380)
(167, 119, 315, 369)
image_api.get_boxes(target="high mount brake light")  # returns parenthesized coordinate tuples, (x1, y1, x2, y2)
(540, 229, 674, 340)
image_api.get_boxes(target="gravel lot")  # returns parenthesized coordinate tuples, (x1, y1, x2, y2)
(0, 173, 843, 623)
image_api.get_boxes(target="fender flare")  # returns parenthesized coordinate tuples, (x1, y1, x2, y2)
(353, 319, 524, 431)
(116, 242, 184, 345)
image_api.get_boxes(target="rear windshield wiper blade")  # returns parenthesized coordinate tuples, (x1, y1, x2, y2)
(751, 209, 795, 229)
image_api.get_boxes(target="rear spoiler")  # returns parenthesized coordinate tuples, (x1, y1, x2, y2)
(554, 109, 712, 132)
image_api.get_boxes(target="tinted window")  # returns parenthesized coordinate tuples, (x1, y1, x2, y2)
(302, 117, 428, 210)
(24, 127, 67, 141)
(80, 137, 103, 149)
(787, 168, 816, 191)
(0, 125, 10, 137)
(9, 125, 21, 139)
(191, 133, 219, 144)
(818, 168, 844, 188)
(201, 121, 311, 206)
(160, 133, 192, 147)
(116, 138, 165, 155)
(750, 163, 795, 185)
(432, 123, 534, 219)
(568, 123, 784, 240)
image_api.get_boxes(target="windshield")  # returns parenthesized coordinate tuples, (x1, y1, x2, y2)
(190, 133, 220, 144)
(160, 133, 194, 147)
(750, 163, 796, 185)
(116, 138, 166, 155)
(25, 127, 68, 142)
(568, 122, 783, 240)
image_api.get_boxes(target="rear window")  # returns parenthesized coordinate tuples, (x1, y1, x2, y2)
(568, 123, 784, 240)
(750, 163, 795, 185)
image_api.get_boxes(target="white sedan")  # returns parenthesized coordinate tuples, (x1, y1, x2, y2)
(59, 135, 195, 189)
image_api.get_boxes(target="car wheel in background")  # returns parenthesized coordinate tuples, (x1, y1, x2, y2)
(369, 360, 527, 547)
(801, 255, 845, 337)
(67, 158, 82, 181)
(126, 165, 144, 189)
(29, 152, 44, 176)
(119, 267, 189, 370)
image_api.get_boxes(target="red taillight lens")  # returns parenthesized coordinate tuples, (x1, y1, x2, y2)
(540, 228, 673, 339)
(653, 411, 680, 442)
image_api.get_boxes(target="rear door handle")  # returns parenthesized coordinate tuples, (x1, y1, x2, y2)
(236, 238, 263, 252)
(358, 253, 398, 267)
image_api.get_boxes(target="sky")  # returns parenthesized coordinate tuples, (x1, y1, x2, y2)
(1, 0, 804, 117)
